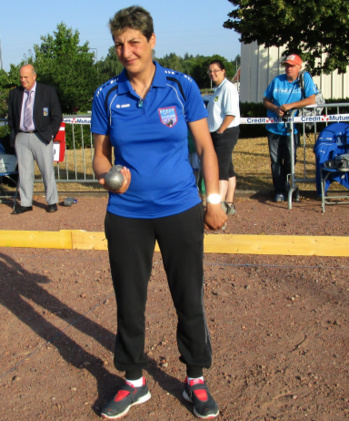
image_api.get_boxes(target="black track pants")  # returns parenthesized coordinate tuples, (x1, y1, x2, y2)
(105, 203, 212, 373)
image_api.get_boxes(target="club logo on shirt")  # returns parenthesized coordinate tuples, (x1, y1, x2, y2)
(158, 107, 178, 127)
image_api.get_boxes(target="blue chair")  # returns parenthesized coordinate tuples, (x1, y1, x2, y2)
(314, 123, 349, 212)
(0, 136, 18, 209)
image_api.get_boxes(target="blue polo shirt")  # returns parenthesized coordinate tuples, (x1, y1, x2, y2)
(91, 62, 208, 219)
(264, 72, 317, 135)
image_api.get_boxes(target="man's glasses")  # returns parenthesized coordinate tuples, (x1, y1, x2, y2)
(207, 69, 222, 75)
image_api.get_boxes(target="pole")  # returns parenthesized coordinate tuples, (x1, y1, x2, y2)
(0, 39, 3, 70)
(287, 109, 298, 210)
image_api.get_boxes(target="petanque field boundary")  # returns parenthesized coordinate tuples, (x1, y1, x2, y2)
(0, 230, 348, 257)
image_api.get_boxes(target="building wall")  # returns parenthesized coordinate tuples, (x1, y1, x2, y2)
(240, 42, 349, 103)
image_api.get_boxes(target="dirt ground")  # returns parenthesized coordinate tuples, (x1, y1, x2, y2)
(0, 191, 348, 421)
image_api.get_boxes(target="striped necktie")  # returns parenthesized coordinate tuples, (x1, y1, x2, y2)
(23, 90, 34, 130)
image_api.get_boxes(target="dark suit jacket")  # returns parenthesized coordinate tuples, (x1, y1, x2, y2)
(8, 82, 62, 147)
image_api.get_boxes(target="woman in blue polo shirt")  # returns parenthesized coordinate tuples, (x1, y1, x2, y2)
(91, 6, 226, 420)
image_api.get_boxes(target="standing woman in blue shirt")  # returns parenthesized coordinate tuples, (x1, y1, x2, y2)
(263, 54, 317, 202)
(207, 60, 241, 215)
(91, 6, 226, 420)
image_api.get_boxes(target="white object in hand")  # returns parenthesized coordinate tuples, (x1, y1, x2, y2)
(105, 165, 125, 190)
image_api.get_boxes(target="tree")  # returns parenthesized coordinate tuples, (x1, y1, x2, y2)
(0, 64, 21, 118)
(31, 23, 99, 113)
(223, 0, 349, 74)
(181, 54, 197, 76)
(234, 54, 241, 70)
(95, 46, 124, 84)
(190, 55, 235, 89)
(157, 53, 184, 72)
(0, 69, 10, 118)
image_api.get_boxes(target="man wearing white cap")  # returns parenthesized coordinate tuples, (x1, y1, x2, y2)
(263, 54, 317, 202)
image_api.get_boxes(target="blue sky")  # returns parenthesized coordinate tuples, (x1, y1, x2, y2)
(0, 0, 240, 72)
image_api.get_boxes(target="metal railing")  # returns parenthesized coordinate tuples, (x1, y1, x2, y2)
(55, 115, 96, 183)
(0, 116, 97, 185)
(287, 103, 349, 209)
(2, 104, 349, 200)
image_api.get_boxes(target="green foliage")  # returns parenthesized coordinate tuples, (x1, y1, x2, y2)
(0, 70, 10, 117)
(0, 64, 21, 118)
(193, 55, 234, 89)
(240, 102, 266, 118)
(156, 52, 240, 89)
(325, 98, 349, 114)
(93, 49, 241, 89)
(239, 102, 268, 138)
(64, 123, 92, 150)
(239, 98, 349, 138)
(31, 23, 99, 113)
(0, 22, 239, 116)
(0, 126, 8, 138)
(157, 52, 184, 72)
(95, 46, 124, 84)
(224, 0, 349, 75)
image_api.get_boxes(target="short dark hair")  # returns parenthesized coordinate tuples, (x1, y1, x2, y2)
(109, 6, 154, 41)
(208, 60, 225, 71)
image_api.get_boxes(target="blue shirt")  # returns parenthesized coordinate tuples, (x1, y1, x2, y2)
(264, 72, 317, 135)
(91, 62, 208, 219)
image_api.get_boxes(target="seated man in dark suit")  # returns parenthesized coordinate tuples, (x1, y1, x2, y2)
(7, 64, 62, 214)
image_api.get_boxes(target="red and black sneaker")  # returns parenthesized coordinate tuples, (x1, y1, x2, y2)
(101, 378, 151, 420)
(183, 377, 219, 419)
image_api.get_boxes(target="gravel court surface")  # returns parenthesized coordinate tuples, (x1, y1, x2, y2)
(0, 194, 348, 420)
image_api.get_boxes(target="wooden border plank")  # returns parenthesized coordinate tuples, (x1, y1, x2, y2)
(0, 231, 348, 257)
(203, 234, 349, 257)
(0, 230, 74, 249)
(71, 231, 106, 250)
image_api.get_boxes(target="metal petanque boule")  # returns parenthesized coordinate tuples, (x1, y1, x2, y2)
(104, 165, 125, 190)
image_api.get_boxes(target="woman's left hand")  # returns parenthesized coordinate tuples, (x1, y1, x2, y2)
(204, 203, 228, 230)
